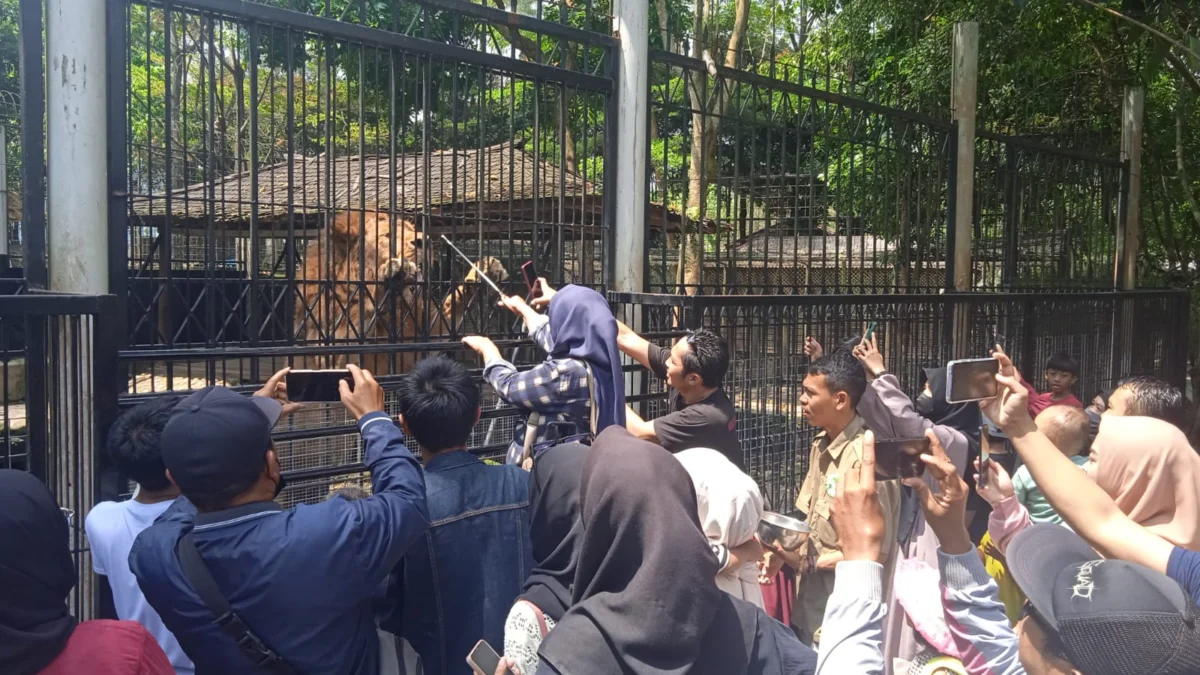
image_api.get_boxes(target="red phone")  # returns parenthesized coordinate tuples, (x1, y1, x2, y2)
(521, 261, 541, 298)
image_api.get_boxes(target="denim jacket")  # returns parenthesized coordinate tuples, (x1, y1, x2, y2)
(384, 451, 533, 675)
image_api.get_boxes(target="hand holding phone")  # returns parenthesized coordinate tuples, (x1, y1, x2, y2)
(467, 640, 515, 675)
(286, 369, 353, 403)
(945, 357, 1000, 403)
(520, 261, 541, 298)
(873, 436, 929, 480)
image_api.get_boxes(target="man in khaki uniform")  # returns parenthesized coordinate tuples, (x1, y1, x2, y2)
(792, 354, 900, 645)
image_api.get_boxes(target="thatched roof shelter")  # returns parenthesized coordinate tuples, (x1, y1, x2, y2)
(130, 141, 691, 236)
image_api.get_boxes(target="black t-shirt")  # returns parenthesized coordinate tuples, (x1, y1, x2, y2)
(648, 345, 743, 470)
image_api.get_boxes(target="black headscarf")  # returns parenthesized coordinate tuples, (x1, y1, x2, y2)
(0, 470, 78, 675)
(918, 367, 982, 440)
(517, 441, 588, 622)
(538, 427, 814, 675)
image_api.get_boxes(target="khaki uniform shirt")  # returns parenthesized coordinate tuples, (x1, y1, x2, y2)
(792, 416, 900, 641)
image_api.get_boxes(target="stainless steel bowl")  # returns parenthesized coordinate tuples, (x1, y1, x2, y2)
(758, 511, 811, 551)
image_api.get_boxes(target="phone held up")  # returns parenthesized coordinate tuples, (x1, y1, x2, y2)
(521, 261, 541, 298)
(285, 369, 353, 403)
(467, 640, 507, 675)
(945, 357, 1000, 403)
(874, 436, 929, 480)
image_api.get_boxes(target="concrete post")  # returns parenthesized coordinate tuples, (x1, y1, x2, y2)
(47, 0, 108, 294)
(46, 0, 107, 620)
(1118, 85, 1144, 290)
(950, 22, 978, 292)
(612, 0, 648, 294)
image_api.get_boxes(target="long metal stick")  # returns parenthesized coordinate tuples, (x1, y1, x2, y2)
(440, 235, 504, 296)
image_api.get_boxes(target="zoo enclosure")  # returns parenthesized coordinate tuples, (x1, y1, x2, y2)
(3, 0, 1183, 614)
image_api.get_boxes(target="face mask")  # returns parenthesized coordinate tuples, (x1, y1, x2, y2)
(915, 392, 936, 418)
(272, 473, 288, 500)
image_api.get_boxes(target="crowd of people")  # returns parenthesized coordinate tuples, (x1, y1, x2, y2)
(3, 278, 1200, 675)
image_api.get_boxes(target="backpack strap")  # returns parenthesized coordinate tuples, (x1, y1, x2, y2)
(176, 533, 300, 675)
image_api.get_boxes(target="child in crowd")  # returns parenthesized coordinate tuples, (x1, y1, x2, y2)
(1021, 351, 1082, 417)
(84, 397, 194, 675)
(1012, 406, 1091, 525)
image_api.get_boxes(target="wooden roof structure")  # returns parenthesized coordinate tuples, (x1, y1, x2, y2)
(130, 141, 691, 236)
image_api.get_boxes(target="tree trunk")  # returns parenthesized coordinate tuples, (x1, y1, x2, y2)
(676, 0, 750, 293)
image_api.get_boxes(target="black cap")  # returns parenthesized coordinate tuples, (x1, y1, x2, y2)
(1008, 525, 1200, 675)
(161, 387, 282, 495)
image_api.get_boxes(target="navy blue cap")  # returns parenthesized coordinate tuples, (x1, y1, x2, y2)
(161, 387, 283, 495)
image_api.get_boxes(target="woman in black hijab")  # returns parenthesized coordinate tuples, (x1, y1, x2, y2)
(502, 441, 588, 674)
(915, 367, 982, 441)
(0, 470, 172, 675)
(535, 427, 816, 675)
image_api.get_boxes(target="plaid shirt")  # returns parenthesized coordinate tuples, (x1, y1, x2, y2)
(484, 315, 593, 464)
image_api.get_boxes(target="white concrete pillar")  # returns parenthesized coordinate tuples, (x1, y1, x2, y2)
(612, 0, 648, 293)
(46, 0, 108, 293)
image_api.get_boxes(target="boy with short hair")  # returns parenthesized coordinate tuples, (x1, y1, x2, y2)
(1021, 351, 1082, 418)
(85, 396, 194, 675)
(1013, 406, 1091, 525)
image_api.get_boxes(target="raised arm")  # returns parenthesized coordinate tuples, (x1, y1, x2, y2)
(906, 429, 1023, 675)
(623, 404, 658, 442)
(983, 350, 1176, 574)
(338, 366, 430, 593)
(615, 320, 653, 371)
(852, 338, 964, 469)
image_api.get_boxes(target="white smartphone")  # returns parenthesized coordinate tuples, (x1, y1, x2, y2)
(945, 357, 1000, 403)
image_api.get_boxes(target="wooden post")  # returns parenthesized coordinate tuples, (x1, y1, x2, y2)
(949, 23, 978, 359)
(1118, 86, 1144, 290)
(950, 22, 978, 292)
(0, 126, 7, 262)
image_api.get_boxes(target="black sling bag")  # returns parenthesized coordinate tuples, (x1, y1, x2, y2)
(175, 533, 300, 675)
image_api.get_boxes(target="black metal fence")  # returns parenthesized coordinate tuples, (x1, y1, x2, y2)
(0, 292, 122, 620)
(117, 0, 615, 376)
(612, 289, 1190, 509)
(972, 132, 1125, 290)
(647, 46, 956, 295)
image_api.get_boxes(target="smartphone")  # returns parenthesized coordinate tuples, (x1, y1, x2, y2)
(520, 261, 541, 298)
(864, 321, 877, 341)
(945, 357, 1000, 403)
(466, 640, 506, 675)
(979, 424, 992, 482)
(285, 369, 352, 403)
(874, 437, 929, 480)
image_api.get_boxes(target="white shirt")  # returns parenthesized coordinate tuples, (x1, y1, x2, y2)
(86, 497, 195, 675)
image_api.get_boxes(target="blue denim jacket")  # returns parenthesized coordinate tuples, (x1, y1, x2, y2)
(384, 451, 532, 675)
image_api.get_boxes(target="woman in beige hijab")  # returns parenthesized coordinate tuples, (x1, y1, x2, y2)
(675, 448, 767, 607)
(1084, 415, 1200, 549)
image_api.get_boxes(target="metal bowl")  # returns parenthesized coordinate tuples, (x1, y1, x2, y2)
(758, 511, 811, 552)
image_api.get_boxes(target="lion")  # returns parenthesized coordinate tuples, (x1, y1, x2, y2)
(295, 211, 507, 375)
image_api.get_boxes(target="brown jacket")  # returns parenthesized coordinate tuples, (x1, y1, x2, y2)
(792, 416, 901, 640)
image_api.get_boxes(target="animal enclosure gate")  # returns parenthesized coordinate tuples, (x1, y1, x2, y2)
(113, 0, 618, 502)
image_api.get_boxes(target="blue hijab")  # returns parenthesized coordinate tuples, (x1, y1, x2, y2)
(546, 286, 626, 434)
